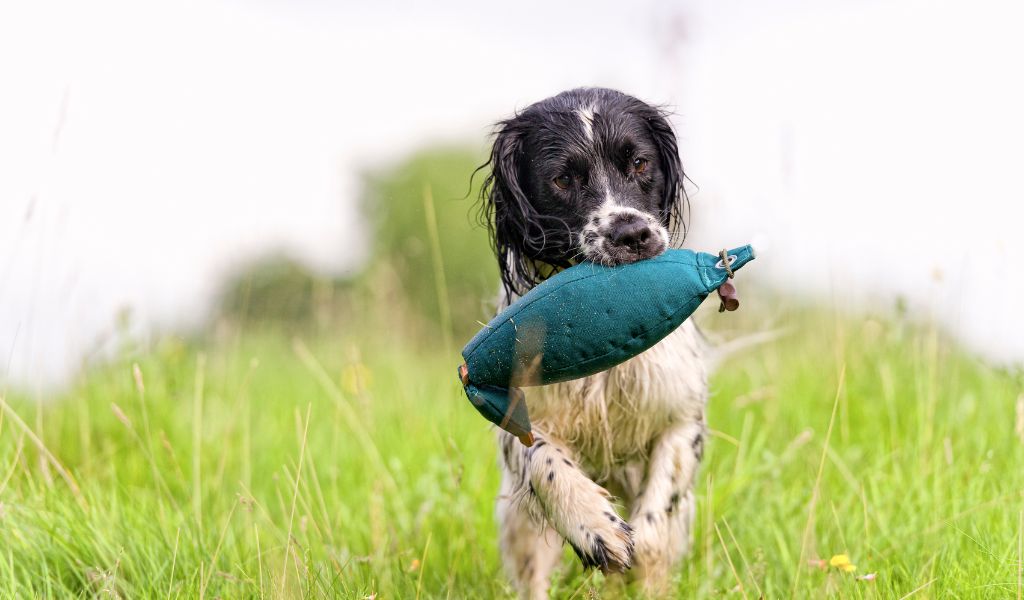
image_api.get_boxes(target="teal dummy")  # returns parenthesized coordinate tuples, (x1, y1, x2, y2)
(457, 245, 756, 446)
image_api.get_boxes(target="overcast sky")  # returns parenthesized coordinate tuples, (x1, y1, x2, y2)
(2, 0, 1022, 390)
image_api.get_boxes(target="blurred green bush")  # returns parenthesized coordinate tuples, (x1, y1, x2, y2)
(217, 255, 342, 325)
(359, 146, 498, 339)
(216, 146, 498, 342)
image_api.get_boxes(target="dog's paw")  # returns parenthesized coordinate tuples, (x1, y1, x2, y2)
(521, 439, 635, 573)
(629, 510, 667, 575)
(566, 509, 635, 573)
(628, 491, 695, 588)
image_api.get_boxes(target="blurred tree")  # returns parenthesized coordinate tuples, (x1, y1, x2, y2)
(214, 146, 497, 343)
(217, 255, 347, 327)
(359, 146, 498, 340)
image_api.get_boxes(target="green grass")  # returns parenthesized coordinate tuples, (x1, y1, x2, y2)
(1, 301, 1022, 598)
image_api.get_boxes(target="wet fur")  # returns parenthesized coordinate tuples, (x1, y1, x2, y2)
(479, 88, 706, 598)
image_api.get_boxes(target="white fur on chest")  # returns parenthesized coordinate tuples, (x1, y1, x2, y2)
(526, 320, 708, 475)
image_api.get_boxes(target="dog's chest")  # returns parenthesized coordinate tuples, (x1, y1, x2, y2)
(526, 320, 708, 462)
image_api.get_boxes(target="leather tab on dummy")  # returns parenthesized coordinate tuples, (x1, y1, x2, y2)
(717, 280, 739, 312)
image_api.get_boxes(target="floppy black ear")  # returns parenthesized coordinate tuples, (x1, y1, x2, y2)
(477, 119, 542, 300)
(646, 109, 690, 243)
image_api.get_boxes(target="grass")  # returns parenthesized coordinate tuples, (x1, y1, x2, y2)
(1, 298, 1023, 598)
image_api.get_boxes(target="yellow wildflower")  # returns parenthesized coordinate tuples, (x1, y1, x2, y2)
(829, 554, 857, 573)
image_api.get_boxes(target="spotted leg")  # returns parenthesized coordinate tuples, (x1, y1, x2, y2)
(627, 419, 705, 595)
(497, 470, 565, 600)
(498, 431, 635, 589)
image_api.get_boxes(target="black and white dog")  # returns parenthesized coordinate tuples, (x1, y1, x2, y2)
(479, 88, 707, 597)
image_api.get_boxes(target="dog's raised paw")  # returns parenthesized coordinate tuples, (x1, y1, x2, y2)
(566, 511, 635, 573)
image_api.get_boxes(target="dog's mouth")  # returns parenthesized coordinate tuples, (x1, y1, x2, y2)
(597, 236, 667, 265)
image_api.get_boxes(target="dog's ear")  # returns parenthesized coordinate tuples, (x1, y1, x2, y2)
(477, 119, 538, 299)
(646, 108, 690, 242)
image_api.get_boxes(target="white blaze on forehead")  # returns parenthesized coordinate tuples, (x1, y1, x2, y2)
(596, 194, 648, 224)
(576, 104, 596, 142)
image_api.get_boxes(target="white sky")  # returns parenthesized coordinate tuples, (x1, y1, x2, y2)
(2, 0, 1022, 390)
(679, 0, 1024, 363)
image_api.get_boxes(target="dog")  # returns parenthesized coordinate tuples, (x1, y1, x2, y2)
(478, 88, 707, 598)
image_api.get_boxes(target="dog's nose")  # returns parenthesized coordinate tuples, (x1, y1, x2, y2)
(607, 213, 652, 250)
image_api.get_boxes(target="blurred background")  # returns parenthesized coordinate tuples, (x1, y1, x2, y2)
(4, 2, 1024, 597)
(2, 0, 1023, 388)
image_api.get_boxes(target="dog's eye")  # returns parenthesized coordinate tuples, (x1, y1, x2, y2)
(553, 174, 572, 190)
(632, 158, 648, 174)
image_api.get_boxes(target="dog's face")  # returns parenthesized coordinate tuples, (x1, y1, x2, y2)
(481, 88, 687, 297)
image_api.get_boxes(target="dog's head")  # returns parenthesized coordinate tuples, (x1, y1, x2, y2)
(479, 88, 689, 298)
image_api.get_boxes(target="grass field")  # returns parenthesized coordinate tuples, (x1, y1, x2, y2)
(1, 296, 1022, 599)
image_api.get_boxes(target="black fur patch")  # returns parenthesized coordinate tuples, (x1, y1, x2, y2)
(567, 533, 634, 574)
(666, 491, 681, 514)
(692, 432, 705, 461)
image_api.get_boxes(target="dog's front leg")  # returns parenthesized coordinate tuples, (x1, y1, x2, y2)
(497, 472, 564, 598)
(501, 431, 635, 576)
(628, 419, 705, 595)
